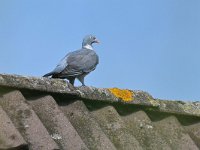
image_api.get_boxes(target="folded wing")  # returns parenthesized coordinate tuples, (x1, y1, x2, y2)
(53, 49, 99, 77)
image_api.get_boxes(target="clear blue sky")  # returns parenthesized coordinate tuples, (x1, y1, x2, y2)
(1, 0, 200, 101)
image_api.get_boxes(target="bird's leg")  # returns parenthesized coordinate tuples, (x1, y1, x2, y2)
(77, 76, 85, 86)
(69, 77, 75, 86)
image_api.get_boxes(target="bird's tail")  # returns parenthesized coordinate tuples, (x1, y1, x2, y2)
(43, 72, 54, 77)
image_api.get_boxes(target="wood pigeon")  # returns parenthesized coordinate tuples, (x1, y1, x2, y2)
(43, 35, 100, 86)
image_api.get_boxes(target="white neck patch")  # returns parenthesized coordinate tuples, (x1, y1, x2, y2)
(83, 44, 93, 50)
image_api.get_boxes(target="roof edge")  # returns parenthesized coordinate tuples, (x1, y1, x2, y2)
(0, 73, 199, 117)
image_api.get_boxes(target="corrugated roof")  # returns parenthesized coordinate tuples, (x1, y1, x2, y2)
(0, 74, 199, 150)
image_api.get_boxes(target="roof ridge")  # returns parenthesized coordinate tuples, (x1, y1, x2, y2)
(0, 73, 199, 117)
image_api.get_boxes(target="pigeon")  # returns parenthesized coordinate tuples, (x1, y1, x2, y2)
(43, 35, 100, 86)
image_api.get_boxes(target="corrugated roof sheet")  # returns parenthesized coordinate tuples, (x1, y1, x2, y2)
(0, 74, 199, 150)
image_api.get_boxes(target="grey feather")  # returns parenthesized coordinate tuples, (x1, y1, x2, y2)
(52, 54, 69, 74)
(43, 35, 100, 86)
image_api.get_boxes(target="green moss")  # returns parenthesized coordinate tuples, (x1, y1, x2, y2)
(148, 98, 159, 107)
(0, 137, 5, 146)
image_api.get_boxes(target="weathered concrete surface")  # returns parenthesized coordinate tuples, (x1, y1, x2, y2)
(0, 73, 200, 117)
(29, 95, 88, 150)
(0, 73, 76, 94)
(185, 122, 200, 148)
(0, 73, 199, 150)
(77, 86, 156, 106)
(92, 106, 143, 150)
(122, 110, 171, 150)
(60, 100, 117, 150)
(153, 116, 199, 150)
(0, 90, 59, 150)
(157, 99, 200, 117)
(0, 105, 28, 150)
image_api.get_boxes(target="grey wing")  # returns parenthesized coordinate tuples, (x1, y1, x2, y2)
(52, 54, 70, 73)
(64, 49, 99, 76)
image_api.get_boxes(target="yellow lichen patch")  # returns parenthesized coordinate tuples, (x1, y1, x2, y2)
(108, 88, 134, 102)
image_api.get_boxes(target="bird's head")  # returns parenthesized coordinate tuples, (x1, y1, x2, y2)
(82, 35, 100, 49)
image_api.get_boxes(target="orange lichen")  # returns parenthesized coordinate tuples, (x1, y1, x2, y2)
(108, 88, 134, 102)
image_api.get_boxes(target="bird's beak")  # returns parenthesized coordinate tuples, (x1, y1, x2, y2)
(94, 39, 100, 44)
